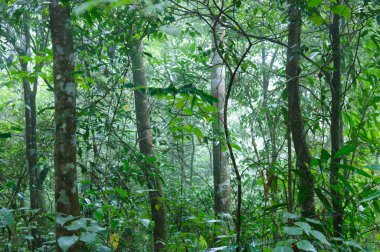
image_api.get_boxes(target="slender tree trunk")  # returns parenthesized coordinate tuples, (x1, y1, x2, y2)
(286, 0, 315, 218)
(19, 16, 46, 250)
(49, 1, 81, 250)
(330, 2, 343, 237)
(261, 47, 281, 239)
(211, 24, 233, 233)
(189, 134, 195, 186)
(130, 41, 168, 252)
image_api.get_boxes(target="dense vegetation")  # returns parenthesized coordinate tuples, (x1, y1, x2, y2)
(0, 0, 379, 251)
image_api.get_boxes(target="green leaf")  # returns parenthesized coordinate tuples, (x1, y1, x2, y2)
(94, 208, 104, 221)
(315, 188, 332, 210)
(321, 148, 330, 162)
(311, 14, 324, 26)
(338, 164, 371, 178)
(297, 240, 316, 252)
(74, 0, 102, 15)
(336, 172, 354, 193)
(193, 127, 204, 142)
(308, 0, 322, 8)
(331, 4, 351, 19)
(333, 144, 355, 159)
(310, 230, 330, 246)
(0, 208, 15, 227)
(86, 225, 106, 233)
(295, 222, 312, 236)
(56, 215, 75, 226)
(274, 246, 293, 252)
(305, 218, 321, 225)
(65, 218, 87, 231)
(231, 143, 242, 152)
(283, 211, 300, 220)
(58, 236, 79, 252)
(34, 55, 44, 65)
(115, 188, 128, 198)
(283, 226, 303, 236)
(96, 245, 112, 252)
(0, 132, 11, 138)
(344, 240, 363, 250)
(80, 232, 97, 246)
(359, 190, 380, 203)
(199, 235, 208, 249)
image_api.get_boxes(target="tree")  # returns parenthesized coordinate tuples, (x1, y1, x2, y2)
(329, 0, 343, 238)
(211, 23, 232, 234)
(286, 0, 315, 218)
(130, 41, 168, 252)
(20, 16, 45, 249)
(49, 0, 80, 250)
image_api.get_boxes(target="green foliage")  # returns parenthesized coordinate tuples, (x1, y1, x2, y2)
(0, 0, 379, 251)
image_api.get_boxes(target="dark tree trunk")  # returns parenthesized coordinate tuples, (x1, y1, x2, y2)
(19, 17, 46, 250)
(330, 2, 343, 237)
(49, 1, 80, 250)
(130, 41, 168, 252)
(286, 0, 316, 218)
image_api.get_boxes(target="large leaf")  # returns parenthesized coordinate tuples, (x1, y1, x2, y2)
(199, 235, 208, 249)
(80, 232, 97, 245)
(315, 188, 332, 210)
(65, 218, 87, 231)
(297, 240, 316, 252)
(344, 240, 364, 250)
(283, 211, 300, 220)
(331, 4, 351, 19)
(274, 246, 293, 252)
(305, 218, 321, 225)
(311, 14, 324, 26)
(333, 144, 355, 159)
(283, 226, 303, 236)
(295, 222, 312, 236)
(96, 245, 112, 252)
(58, 236, 79, 252)
(56, 215, 75, 226)
(86, 225, 106, 233)
(359, 190, 380, 203)
(0, 208, 15, 227)
(336, 172, 354, 193)
(308, 0, 322, 8)
(338, 164, 371, 178)
(310, 230, 330, 246)
(0, 132, 11, 138)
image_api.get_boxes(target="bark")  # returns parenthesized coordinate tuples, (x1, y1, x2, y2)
(330, 2, 343, 237)
(19, 18, 46, 249)
(286, 0, 315, 218)
(130, 41, 168, 252)
(49, 1, 81, 250)
(189, 134, 195, 186)
(211, 24, 233, 232)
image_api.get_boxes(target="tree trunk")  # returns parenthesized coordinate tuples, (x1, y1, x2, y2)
(130, 41, 168, 252)
(19, 18, 46, 249)
(211, 23, 233, 233)
(286, 0, 315, 218)
(330, 2, 343, 237)
(49, 1, 81, 250)
(189, 134, 195, 186)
